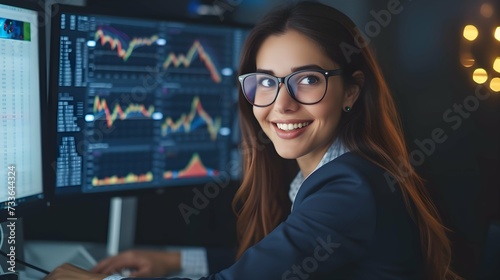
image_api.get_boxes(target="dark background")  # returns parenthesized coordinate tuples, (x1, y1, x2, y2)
(23, 0, 500, 279)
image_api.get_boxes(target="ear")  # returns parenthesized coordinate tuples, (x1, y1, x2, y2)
(343, 70, 364, 108)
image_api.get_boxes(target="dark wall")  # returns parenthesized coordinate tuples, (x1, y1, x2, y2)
(344, 0, 500, 278)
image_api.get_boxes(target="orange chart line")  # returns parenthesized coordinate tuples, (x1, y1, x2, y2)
(160, 96, 221, 141)
(94, 27, 159, 61)
(93, 96, 155, 128)
(162, 40, 222, 83)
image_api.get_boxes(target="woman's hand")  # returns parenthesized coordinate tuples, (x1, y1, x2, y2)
(44, 263, 108, 280)
(91, 250, 181, 277)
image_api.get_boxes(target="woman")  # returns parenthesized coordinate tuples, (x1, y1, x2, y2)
(46, 1, 461, 279)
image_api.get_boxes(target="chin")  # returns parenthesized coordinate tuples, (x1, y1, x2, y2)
(273, 147, 302, 160)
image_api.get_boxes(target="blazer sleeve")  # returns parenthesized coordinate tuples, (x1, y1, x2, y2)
(125, 158, 377, 280)
(206, 247, 237, 273)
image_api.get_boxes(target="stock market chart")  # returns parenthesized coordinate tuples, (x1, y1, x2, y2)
(53, 12, 245, 194)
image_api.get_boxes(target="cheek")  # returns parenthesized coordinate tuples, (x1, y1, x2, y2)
(314, 108, 339, 126)
(313, 96, 343, 126)
(322, 88, 345, 116)
(252, 107, 266, 124)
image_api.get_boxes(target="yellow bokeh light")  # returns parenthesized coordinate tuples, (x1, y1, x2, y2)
(490, 78, 500, 92)
(472, 68, 488, 84)
(494, 57, 500, 73)
(495, 27, 500, 41)
(463, 25, 479, 41)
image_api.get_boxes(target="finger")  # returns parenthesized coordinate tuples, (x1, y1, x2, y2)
(62, 263, 82, 271)
(130, 264, 151, 277)
(94, 256, 140, 275)
(68, 263, 94, 275)
(43, 263, 79, 280)
(93, 258, 128, 274)
(93, 254, 133, 273)
(91, 257, 114, 273)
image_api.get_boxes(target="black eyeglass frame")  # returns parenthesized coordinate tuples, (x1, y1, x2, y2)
(238, 68, 344, 107)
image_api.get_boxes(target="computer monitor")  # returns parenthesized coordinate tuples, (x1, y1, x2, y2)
(0, 0, 48, 221)
(0, 0, 49, 276)
(48, 4, 246, 197)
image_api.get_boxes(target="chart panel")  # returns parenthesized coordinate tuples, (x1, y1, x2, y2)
(89, 22, 162, 80)
(52, 10, 246, 194)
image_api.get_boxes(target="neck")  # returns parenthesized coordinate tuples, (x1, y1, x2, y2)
(296, 144, 330, 178)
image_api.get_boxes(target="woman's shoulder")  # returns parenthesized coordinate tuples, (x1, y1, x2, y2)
(307, 152, 388, 185)
(319, 151, 384, 176)
(298, 152, 401, 205)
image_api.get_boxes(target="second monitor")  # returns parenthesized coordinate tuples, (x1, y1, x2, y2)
(49, 4, 247, 196)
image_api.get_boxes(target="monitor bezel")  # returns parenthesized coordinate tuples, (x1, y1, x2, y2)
(0, 0, 51, 221)
(47, 3, 247, 200)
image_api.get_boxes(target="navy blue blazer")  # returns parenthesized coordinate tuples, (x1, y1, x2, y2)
(126, 152, 423, 280)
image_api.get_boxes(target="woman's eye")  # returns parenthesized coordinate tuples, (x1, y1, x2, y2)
(299, 76, 320, 85)
(259, 78, 276, 87)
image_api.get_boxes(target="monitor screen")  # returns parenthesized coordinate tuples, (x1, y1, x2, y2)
(49, 5, 246, 196)
(0, 0, 47, 219)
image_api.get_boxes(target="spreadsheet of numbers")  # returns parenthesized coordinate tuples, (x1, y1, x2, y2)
(0, 6, 42, 203)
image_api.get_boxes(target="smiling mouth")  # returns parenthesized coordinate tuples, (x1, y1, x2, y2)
(275, 122, 311, 131)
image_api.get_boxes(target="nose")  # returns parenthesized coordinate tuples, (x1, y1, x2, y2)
(273, 82, 299, 113)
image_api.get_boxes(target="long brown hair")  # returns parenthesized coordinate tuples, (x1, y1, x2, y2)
(233, 2, 460, 279)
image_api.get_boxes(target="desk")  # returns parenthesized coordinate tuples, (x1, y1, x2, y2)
(23, 241, 205, 279)
(23, 241, 106, 279)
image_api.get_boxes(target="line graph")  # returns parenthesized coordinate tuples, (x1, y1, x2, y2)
(161, 96, 221, 141)
(53, 10, 247, 194)
(94, 26, 159, 62)
(92, 171, 153, 186)
(93, 95, 155, 128)
(163, 153, 219, 179)
(162, 40, 222, 83)
(89, 24, 161, 79)
(88, 150, 154, 187)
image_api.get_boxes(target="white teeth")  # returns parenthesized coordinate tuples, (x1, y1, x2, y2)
(276, 122, 310, 131)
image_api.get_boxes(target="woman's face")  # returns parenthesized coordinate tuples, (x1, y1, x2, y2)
(253, 30, 356, 171)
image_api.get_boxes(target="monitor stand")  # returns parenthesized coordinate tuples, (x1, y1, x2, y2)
(107, 197, 137, 256)
(23, 196, 137, 278)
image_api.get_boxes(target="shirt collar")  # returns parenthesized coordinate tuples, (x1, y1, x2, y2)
(289, 139, 349, 207)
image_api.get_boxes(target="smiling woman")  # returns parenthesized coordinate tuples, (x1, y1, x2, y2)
(46, 1, 462, 280)
(235, 1, 462, 280)
(249, 30, 357, 173)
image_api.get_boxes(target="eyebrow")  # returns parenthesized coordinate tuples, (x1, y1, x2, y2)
(256, 64, 325, 76)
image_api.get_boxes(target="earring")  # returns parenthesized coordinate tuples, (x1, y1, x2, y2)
(344, 106, 351, 112)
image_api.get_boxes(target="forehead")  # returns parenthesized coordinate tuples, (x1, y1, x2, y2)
(256, 30, 335, 74)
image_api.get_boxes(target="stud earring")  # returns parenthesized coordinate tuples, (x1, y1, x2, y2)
(344, 106, 351, 112)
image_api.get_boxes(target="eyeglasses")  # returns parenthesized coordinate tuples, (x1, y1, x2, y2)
(238, 69, 343, 107)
